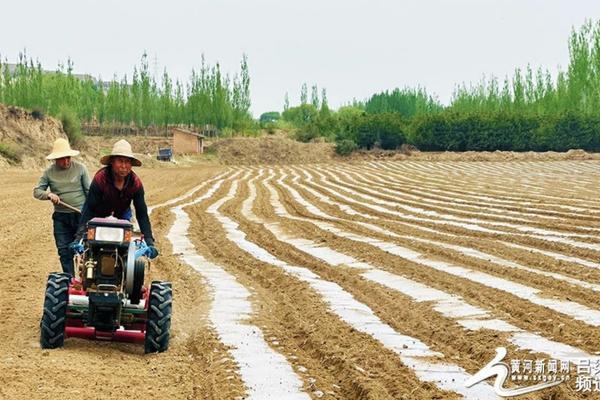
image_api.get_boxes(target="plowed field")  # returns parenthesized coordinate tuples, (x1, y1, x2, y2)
(2, 160, 600, 399)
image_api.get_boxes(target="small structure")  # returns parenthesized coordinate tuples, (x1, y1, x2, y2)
(200, 124, 219, 138)
(171, 127, 205, 154)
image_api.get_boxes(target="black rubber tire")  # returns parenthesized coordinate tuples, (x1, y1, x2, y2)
(144, 281, 172, 354)
(40, 273, 70, 349)
(129, 259, 146, 305)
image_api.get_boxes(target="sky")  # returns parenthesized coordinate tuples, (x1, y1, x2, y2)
(2, 0, 600, 117)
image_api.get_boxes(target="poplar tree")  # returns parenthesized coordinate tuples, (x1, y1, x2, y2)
(300, 83, 308, 104)
(284, 92, 290, 111)
(311, 84, 320, 109)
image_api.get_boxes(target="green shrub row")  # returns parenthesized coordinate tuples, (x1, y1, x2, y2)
(410, 112, 600, 152)
(308, 110, 600, 156)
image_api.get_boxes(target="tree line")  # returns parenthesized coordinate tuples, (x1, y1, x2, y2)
(270, 19, 600, 154)
(0, 52, 253, 132)
(3, 19, 600, 153)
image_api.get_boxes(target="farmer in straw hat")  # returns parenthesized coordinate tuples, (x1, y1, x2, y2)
(75, 139, 158, 259)
(34, 138, 91, 276)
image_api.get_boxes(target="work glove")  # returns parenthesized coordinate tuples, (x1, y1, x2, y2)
(146, 245, 159, 259)
(122, 208, 133, 221)
(69, 240, 84, 254)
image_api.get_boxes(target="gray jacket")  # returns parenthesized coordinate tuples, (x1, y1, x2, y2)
(33, 160, 91, 213)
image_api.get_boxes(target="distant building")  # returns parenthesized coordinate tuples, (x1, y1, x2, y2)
(172, 127, 205, 154)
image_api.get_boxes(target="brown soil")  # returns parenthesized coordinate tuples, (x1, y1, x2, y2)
(209, 136, 335, 165)
(0, 104, 65, 168)
(2, 111, 600, 399)
(0, 166, 248, 400)
(349, 148, 600, 162)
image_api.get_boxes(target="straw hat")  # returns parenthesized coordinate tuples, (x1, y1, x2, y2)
(46, 138, 80, 160)
(100, 139, 142, 167)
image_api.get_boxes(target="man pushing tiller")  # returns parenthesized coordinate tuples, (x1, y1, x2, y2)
(74, 139, 158, 259)
(39, 139, 171, 353)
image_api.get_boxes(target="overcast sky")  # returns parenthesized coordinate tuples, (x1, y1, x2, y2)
(2, 0, 599, 117)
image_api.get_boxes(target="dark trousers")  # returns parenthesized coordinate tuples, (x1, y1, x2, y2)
(52, 212, 80, 276)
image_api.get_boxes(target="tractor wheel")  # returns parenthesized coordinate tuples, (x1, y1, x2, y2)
(129, 259, 146, 305)
(144, 281, 172, 354)
(40, 273, 70, 349)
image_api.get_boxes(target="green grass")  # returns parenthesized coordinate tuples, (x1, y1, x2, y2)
(58, 105, 83, 145)
(0, 142, 22, 163)
(335, 139, 358, 156)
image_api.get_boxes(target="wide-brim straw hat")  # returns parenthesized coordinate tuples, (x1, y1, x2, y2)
(100, 139, 142, 167)
(46, 138, 80, 160)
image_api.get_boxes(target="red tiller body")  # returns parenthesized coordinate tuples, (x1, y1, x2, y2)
(65, 279, 149, 344)
(65, 326, 145, 343)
